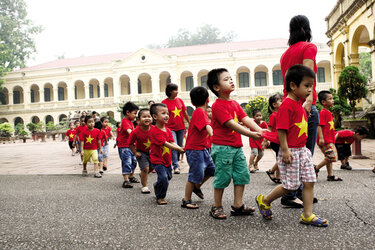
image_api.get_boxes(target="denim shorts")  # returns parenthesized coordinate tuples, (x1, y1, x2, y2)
(97, 148, 104, 162)
(102, 144, 109, 158)
(186, 149, 215, 184)
(136, 151, 151, 170)
(118, 147, 137, 174)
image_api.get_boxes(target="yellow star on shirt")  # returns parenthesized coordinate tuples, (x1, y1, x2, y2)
(329, 120, 335, 130)
(171, 106, 182, 118)
(143, 139, 151, 149)
(86, 134, 94, 144)
(295, 115, 308, 138)
(232, 111, 238, 133)
(69, 133, 74, 139)
(162, 146, 170, 156)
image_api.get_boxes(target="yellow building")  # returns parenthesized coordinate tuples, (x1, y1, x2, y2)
(0, 39, 332, 128)
(326, 0, 375, 102)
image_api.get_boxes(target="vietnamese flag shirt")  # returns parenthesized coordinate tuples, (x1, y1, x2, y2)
(335, 130, 355, 144)
(276, 98, 308, 148)
(129, 125, 153, 153)
(268, 112, 278, 132)
(75, 125, 87, 141)
(249, 121, 268, 149)
(185, 108, 211, 151)
(212, 99, 248, 148)
(99, 130, 107, 147)
(65, 129, 76, 142)
(80, 128, 101, 150)
(150, 126, 174, 167)
(162, 97, 187, 131)
(317, 108, 335, 144)
(117, 118, 134, 148)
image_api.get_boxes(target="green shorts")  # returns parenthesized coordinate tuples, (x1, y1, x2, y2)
(211, 145, 250, 188)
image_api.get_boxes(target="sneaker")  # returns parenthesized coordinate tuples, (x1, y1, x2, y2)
(94, 173, 102, 178)
(340, 164, 352, 170)
(141, 187, 151, 194)
(82, 170, 88, 177)
(79, 161, 83, 165)
(174, 168, 180, 174)
(99, 170, 104, 174)
(129, 177, 140, 183)
(122, 180, 133, 188)
(103, 166, 107, 171)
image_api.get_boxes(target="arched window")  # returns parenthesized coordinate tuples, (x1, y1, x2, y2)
(31, 89, 35, 103)
(58, 87, 64, 101)
(138, 79, 142, 94)
(317, 67, 325, 83)
(272, 70, 283, 85)
(74, 86, 77, 99)
(201, 75, 207, 88)
(186, 76, 193, 91)
(89, 84, 94, 98)
(255, 72, 267, 86)
(13, 91, 21, 104)
(97, 85, 100, 97)
(44, 88, 51, 102)
(104, 83, 109, 97)
(238, 72, 249, 88)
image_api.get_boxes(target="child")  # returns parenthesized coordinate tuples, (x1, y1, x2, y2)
(150, 103, 184, 205)
(74, 120, 80, 154)
(94, 121, 107, 174)
(65, 122, 76, 156)
(101, 117, 113, 171)
(206, 106, 213, 153)
(114, 121, 121, 149)
(80, 116, 102, 178)
(266, 94, 282, 183)
(74, 116, 87, 164)
(206, 68, 263, 219)
(181, 87, 215, 209)
(129, 109, 154, 194)
(248, 109, 268, 173)
(117, 102, 140, 188)
(314, 91, 341, 181)
(255, 64, 328, 227)
(335, 126, 369, 170)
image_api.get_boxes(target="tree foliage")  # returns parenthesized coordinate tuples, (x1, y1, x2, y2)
(0, 122, 14, 137)
(338, 66, 368, 119)
(359, 52, 372, 82)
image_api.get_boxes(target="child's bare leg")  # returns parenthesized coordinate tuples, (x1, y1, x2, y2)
(326, 162, 333, 176)
(129, 171, 135, 179)
(263, 185, 293, 206)
(270, 163, 278, 173)
(254, 155, 263, 169)
(140, 167, 149, 187)
(104, 158, 108, 168)
(233, 185, 245, 208)
(344, 157, 349, 165)
(301, 182, 315, 219)
(184, 181, 195, 201)
(275, 168, 280, 179)
(83, 163, 87, 171)
(123, 174, 129, 181)
(214, 188, 224, 207)
(248, 155, 256, 172)
(94, 163, 99, 174)
(316, 159, 328, 171)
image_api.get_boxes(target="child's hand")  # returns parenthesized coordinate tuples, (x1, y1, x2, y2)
(100, 149, 103, 154)
(80, 151, 84, 157)
(113, 144, 117, 148)
(282, 149, 293, 164)
(135, 152, 142, 158)
(177, 147, 185, 154)
(250, 132, 262, 140)
(318, 138, 325, 146)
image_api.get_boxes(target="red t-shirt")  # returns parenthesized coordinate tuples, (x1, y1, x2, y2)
(185, 108, 211, 151)
(150, 126, 174, 167)
(65, 129, 76, 142)
(103, 126, 112, 140)
(117, 118, 134, 148)
(75, 125, 87, 141)
(249, 121, 268, 149)
(276, 98, 308, 148)
(99, 130, 107, 147)
(206, 119, 213, 149)
(335, 130, 355, 144)
(162, 97, 187, 131)
(268, 112, 278, 132)
(116, 128, 120, 142)
(317, 108, 335, 144)
(281, 41, 317, 105)
(80, 128, 101, 150)
(129, 125, 153, 153)
(212, 99, 248, 147)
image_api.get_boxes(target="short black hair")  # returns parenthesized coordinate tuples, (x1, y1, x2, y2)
(165, 83, 178, 97)
(318, 90, 332, 104)
(122, 101, 139, 116)
(285, 64, 315, 92)
(355, 126, 369, 136)
(84, 115, 93, 124)
(190, 86, 209, 106)
(94, 121, 102, 130)
(100, 116, 108, 123)
(138, 108, 150, 118)
(116, 121, 121, 128)
(268, 94, 282, 114)
(288, 15, 312, 46)
(150, 103, 167, 117)
(207, 68, 228, 97)
(80, 115, 85, 121)
(92, 111, 97, 115)
(148, 100, 155, 105)
(252, 109, 262, 117)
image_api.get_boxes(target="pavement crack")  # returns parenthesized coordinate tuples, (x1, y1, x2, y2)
(345, 200, 368, 226)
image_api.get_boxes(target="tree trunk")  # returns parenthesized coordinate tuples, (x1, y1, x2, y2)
(351, 103, 356, 119)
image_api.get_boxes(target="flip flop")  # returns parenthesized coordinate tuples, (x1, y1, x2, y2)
(181, 199, 199, 209)
(193, 186, 204, 199)
(266, 170, 279, 184)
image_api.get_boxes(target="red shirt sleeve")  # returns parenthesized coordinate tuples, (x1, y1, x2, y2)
(213, 102, 233, 126)
(302, 43, 317, 61)
(129, 129, 137, 145)
(276, 105, 290, 131)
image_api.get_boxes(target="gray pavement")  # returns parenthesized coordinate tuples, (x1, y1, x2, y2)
(1, 171, 375, 249)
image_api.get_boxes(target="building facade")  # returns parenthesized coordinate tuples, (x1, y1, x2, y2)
(0, 39, 332, 128)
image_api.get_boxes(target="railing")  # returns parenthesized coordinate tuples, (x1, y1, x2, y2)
(316, 82, 333, 92)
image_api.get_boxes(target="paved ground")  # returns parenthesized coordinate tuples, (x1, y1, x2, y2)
(0, 172, 374, 249)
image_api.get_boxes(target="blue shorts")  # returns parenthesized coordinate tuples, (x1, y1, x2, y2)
(118, 147, 137, 174)
(102, 144, 109, 158)
(97, 148, 104, 162)
(186, 149, 215, 184)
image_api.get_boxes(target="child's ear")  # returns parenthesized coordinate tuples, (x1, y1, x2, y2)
(290, 81, 297, 90)
(213, 84, 220, 92)
(152, 113, 157, 120)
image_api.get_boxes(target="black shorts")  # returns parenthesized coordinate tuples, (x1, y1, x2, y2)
(68, 141, 75, 149)
(270, 142, 280, 157)
(335, 143, 351, 160)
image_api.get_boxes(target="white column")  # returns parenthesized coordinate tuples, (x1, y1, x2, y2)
(40, 89, 45, 103)
(193, 76, 198, 88)
(129, 73, 138, 102)
(67, 84, 74, 106)
(8, 92, 13, 105)
(112, 75, 120, 103)
(99, 83, 104, 98)
(53, 87, 58, 102)
(151, 72, 159, 100)
(24, 90, 31, 110)
(84, 83, 90, 100)
(268, 70, 273, 95)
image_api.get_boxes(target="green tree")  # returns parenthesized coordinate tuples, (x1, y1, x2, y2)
(359, 52, 372, 82)
(338, 66, 368, 119)
(0, 122, 14, 137)
(0, 0, 42, 85)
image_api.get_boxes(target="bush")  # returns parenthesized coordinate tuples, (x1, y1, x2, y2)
(14, 123, 25, 135)
(26, 122, 37, 134)
(46, 121, 56, 132)
(0, 122, 14, 137)
(244, 96, 270, 123)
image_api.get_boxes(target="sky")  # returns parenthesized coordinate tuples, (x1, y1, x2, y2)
(25, 0, 338, 67)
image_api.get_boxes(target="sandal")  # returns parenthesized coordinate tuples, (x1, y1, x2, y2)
(327, 175, 343, 181)
(255, 195, 273, 220)
(210, 206, 227, 220)
(275, 178, 281, 184)
(249, 164, 256, 173)
(300, 214, 328, 227)
(193, 186, 204, 199)
(181, 199, 199, 209)
(129, 177, 140, 183)
(314, 165, 319, 177)
(156, 198, 168, 205)
(266, 170, 280, 184)
(230, 204, 255, 216)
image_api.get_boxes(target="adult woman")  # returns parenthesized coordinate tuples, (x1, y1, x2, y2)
(280, 15, 319, 208)
(162, 83, 190, 174)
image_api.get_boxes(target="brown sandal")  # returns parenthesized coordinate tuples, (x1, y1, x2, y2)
(210, 206, 227, 219)
(157, 198, 168, 205)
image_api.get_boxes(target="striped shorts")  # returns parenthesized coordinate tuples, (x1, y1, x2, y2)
(277, 147, 316, 190)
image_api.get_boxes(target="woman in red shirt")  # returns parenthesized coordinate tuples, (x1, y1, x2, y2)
(162, 83, 190, 174)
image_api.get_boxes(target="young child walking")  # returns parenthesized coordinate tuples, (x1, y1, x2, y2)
(65, 122, 76, 156)
(101, 117, 113, 171)
(150, 103, 184, 205)
(114, 121, 121, 149)
(206, 68, 263, 219)
(181, 87, 215, 209)
(129, 109, 154, 194)
(314, 90, 341, 181)
(255, 64, 328, 227)
(266, 94, 282, 183)
(74, 116, 87, 164)
(80, 116, 102, 178)
(117, 102, 140, 188)
(94, 121, 107, 174)
(73, 120, 80, 154)
(206, 106, 213, 153)
(248, 109, 268, 173)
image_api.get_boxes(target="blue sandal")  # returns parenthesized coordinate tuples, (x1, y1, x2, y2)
(255, 195, 273, 220)
(300, 214, 328, 227)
